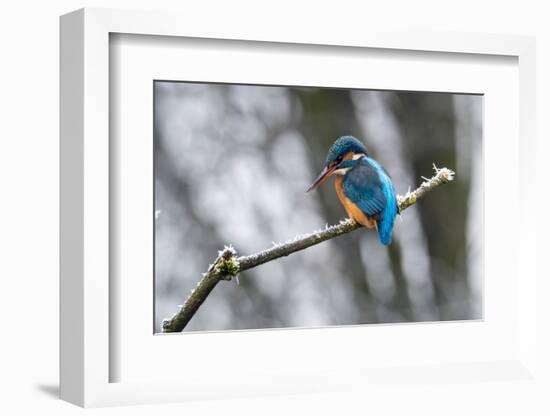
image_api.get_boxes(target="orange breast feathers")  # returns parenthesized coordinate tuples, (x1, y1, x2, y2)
(334, 176, 377, 229)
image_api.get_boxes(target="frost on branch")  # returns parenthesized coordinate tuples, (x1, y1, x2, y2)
(397, 165, 455, 212)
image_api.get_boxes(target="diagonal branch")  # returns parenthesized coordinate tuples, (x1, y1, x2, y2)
(161, 165, 455, 333)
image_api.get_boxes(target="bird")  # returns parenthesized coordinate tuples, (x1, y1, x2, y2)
(307, 135, 399, 245)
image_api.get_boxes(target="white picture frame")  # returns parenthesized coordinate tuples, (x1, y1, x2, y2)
(60, 7, 538, 407)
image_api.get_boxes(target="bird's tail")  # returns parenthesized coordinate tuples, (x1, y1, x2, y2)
(376, 207, 398, 246)
(377, 218, 393, 245)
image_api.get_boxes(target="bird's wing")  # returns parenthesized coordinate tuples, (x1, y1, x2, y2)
(342, 158, 387, 217)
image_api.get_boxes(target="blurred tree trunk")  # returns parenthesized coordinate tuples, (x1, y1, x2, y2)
(391, 93, 469, 319)
(295, 88, 379, 323)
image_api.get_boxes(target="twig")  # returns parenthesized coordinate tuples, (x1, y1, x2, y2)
(161, 165, 455, 332)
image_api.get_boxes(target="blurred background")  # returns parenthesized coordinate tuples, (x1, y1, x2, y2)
(154, 81, 482, 332)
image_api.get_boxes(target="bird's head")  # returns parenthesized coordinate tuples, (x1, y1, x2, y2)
(307, 135, 368, 192)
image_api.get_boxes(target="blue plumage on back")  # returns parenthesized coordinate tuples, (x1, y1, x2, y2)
(343, 157, 398, 245)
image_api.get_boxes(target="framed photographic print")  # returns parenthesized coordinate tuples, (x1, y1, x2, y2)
(60, 8, 538, 407)
(153, 80, 474, 334)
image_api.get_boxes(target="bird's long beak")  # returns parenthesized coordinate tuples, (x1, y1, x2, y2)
(307, 164, 335, 192)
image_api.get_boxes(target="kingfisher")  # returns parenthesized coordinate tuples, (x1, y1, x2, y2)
(307, 135, 399, 245)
